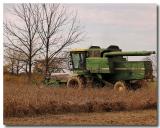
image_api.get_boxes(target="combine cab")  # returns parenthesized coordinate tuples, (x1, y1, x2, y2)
(67, 45, 155, 91)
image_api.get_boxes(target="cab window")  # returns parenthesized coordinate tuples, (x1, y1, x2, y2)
(71, 52, 86, 69)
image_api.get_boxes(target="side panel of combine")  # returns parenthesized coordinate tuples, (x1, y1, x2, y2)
(86, 57, 110, 73)
(144, 61, 153, 79)
(112, 61, 145, 80)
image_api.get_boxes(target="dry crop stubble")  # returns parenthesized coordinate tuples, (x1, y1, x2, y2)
(4, 109, 157, 125)
(4, 74, 157, 118)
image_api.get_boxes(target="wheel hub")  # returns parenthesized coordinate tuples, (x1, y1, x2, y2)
(118, 87, 123, 92)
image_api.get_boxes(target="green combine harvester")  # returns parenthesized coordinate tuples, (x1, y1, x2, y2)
(67, 45, 155, 91)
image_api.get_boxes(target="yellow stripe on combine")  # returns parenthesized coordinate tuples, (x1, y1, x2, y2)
(70, 48, 87, 52)
(115, 68, 145, 71)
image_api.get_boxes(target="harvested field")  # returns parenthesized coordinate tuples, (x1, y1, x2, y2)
(4, 76, 157, 125)
(4, 109, 157, 125)
(3, 74, 158, 125)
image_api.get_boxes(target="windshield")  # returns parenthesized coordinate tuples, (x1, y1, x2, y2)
(71, 52, 86, 69)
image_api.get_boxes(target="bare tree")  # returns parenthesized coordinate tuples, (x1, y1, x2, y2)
(38, 4, 83, 79)
(4, 49, 16, 74)
(4, 49, 25, 75)
(4, 4, 42, 78)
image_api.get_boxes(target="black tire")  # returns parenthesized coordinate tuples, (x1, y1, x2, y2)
(67, 77, 83, 89)
(93, 78, 103, 88)
(114, 81, 127, 92)
(136, 80, 149, 89)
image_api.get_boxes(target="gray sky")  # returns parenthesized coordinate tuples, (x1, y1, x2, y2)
(64, 4, 157, 51)
(4, 4, 157, 52)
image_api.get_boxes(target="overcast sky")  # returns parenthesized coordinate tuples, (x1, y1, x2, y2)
(4, 4, 157, 52)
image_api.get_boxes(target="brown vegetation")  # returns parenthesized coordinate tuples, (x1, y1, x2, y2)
(5, 110, 157, 125)
(4, 74, 157, 118)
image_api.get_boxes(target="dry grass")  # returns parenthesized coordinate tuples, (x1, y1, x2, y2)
(4, 74, 157, 118)
(5, 110, 157, 125)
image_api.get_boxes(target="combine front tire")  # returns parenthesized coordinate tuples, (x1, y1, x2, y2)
(67, 77, 83, 89)
(114, 81, 127, 92)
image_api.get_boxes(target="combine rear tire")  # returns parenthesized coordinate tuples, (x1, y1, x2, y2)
(114, 81, 127, 92)
(67, 77, 83, 89)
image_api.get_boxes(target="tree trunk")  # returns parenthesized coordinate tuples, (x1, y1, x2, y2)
(28, 37, 32, 80)
(28, 59, 32, 80)
(11, 63, 14, 75)
(16, 61, 19, 75)
(16, 66, 19, 75)
(25, 62, 28, 74)
(45, 39, 49, 81)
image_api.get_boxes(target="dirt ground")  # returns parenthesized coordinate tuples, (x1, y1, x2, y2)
(4, 109, 157, 126)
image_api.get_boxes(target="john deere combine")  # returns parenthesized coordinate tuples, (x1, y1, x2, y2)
(67, 45, 155, 91)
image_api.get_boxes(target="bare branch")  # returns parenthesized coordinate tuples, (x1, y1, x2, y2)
(37, 4, 84, 78)
(4, 4, 42, 77)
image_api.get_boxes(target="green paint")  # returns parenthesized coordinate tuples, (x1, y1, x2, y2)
(86, 57, 110, 73)
(112, 61, 145, 80)
(103, 51, 155, 57)
(69, 45, 155, 86)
